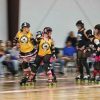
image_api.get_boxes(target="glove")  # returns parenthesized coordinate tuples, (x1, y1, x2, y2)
(52, 54, 56, 59)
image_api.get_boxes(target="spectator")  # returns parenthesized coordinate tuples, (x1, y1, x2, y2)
(66, 31, 77, 47)
(52, 48, 65, 75)
(2, 40, 17, 77)
(53, 41, 76, 75)
(62, 41, 76, 61)
(10, 46, 20, 73)
(0, 47, 6, 77)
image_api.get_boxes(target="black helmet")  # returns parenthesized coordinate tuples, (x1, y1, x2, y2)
(36, 31, 42, 39)
(43, 27, 52, 34)
(76, 20, 84, 27)
(21, 22, 30, 29)
(86, 29, 92, 37)
(36, 31, 42, 35)
(94, 24, 100, 30)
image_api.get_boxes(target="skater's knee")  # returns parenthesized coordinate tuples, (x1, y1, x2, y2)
(22, 61, 29, 69)
(44, 63, 52, 71)
(29, 62, 38, 73)
(47, 70, 53, 79)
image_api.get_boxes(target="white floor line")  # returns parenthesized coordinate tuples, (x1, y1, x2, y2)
(0, 84, 100, 94)
(0, 77, 73, 83)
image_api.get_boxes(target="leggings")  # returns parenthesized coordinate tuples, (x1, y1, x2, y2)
(78, 58, 90, 78)
(33, 54, 53, 80)
(34, 54, 51, 72)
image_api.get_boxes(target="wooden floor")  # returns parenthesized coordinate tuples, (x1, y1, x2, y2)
(0, 76, 100, 100)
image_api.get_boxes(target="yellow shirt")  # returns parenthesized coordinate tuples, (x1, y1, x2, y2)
(16, 31, 34, 53)
(38, 38, 53, 56)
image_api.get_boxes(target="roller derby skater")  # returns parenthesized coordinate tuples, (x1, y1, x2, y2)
(89, 24, 100, 84)
(36, 29, 57, 83)
(75, 20, 91, 83)
(47, 28, 57, 83)
(14, 22, 37, 86)
(33, 27, 57, 87)
(90, 51, 100, 84)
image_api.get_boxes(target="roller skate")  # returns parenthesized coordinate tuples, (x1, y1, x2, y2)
(52, 76, 57, 87)
(26, 73, 36, 87)
(89, 76, 96, 84)
(95, 76, 100, 84)
(75, 75, 81, 83)
(47, 78, 57, 88)
(52, 75, 57, 82)
(47, 70, 56, 87)
(83, 75, 91, 83)
(75, 75, 80, 80)
(20, 76, 28, 86)
(75, 75, 84, 84)
(20, 67, 31, 86)
(47, 79, 54, 88)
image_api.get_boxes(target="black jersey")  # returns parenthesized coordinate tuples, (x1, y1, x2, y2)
(78, 29, 89, 44)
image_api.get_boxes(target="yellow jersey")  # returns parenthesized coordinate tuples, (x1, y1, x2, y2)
(95, 35, 100, 40)
(38, 38, 54, 56)
(16, 31, 34, 53)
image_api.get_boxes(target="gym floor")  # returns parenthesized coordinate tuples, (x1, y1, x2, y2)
(0, 75, 100, 100)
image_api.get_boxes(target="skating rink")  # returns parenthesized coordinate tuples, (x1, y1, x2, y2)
(0, 75, 100, 100)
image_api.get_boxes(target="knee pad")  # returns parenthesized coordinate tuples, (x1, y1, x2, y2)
(29, 62, 38, 73)
(44, 63, 52, 72)
(23, 68, 31, 76)
(47, 70, 53, 79)
(22, 61, 29, 69)
(28, 72, 36, 81)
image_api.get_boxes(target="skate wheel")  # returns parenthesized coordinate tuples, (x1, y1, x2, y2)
(26, 82, 31, 86)
(48, 83, 53, 87)
(84, 79, 90, 84)
(20, 82, 26, 86)
(52, 83, 57, 87)
(31, 82, 36, 87)
(77, 79, 85, 85)
(78, 79, 84, 84)
(75, 79, 81, 84)
(25, 83, 29, 86)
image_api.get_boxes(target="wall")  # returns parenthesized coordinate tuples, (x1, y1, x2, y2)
(19, 0, 100, 47)
(0, 0, 7, 41)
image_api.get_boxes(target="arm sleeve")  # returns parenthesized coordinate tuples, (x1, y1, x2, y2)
(30, 33, 37, 45)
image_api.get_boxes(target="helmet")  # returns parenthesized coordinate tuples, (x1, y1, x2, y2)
(21, 22, 30, 28)
(94, 24, 100, 30)
(43, 27, 52, 34)
(36, 31, 42, 39)
(86, 29, 92, 37)
(36, 31, 42, 35)
(76, 20, 84, 27)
